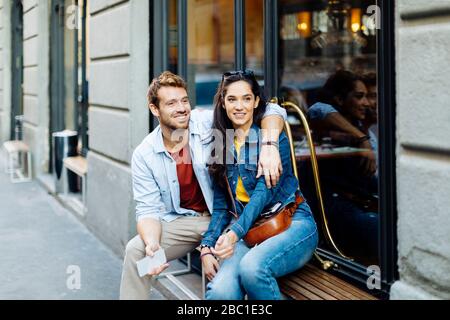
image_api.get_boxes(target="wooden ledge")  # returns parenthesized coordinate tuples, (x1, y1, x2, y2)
(63, 156, 88, 176)
(3, 141, 30, 153)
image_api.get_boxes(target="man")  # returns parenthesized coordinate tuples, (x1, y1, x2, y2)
(119, 71, 287, 299)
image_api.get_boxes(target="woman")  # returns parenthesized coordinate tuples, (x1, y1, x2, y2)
(199, 70, 318, 300)
(307, 70, 379, 261)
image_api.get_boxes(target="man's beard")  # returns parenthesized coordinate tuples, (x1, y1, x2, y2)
(167, 122, 189, 131)
(165, 114, 190, 131)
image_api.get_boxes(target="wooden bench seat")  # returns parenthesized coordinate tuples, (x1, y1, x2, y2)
(3, 140, 30, 153)
(192, 249, 377, 300)
(3, 140, 32, 183)
(62, 156, 88, 214)
(279, 264, 377, 300)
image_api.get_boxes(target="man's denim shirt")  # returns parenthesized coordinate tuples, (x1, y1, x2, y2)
(132, 103, 287, 223)
(201, 124, 302, 247)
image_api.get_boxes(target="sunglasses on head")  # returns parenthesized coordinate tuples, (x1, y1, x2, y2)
(222, 69, 255, 80)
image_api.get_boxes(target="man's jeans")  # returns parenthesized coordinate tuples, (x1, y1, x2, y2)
(205, 202, 318, 300)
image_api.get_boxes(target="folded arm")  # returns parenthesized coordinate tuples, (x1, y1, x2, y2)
(259, 103, 287, 188)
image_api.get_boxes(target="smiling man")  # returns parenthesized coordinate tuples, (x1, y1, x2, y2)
(119, 71, 287, 299)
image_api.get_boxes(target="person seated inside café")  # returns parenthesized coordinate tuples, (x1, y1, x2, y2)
(304, 70, 379, 263)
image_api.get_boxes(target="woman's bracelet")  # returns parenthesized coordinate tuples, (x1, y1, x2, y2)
(200, 252, 216, 259)
(261, 140, 279, 150)
(356, 135, 370, 143)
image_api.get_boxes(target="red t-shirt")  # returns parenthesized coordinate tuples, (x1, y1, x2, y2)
(170, 147, 208, 213)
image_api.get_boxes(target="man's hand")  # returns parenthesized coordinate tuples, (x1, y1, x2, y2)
(145, 241, 161, 257)
(257, 144, 283, 188)
(145, 242, 170, 276)
(211, 231, 238, 260)
(201, 249, 220, 281)
(359, 140, 377, 177)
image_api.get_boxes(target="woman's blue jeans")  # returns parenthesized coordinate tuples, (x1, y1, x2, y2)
(205, 202, 318, 300)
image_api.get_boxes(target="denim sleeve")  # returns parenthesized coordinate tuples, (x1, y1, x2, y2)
(263, 102, 288, 121)
(230, 133, 296, 240)
(190, 108, 214, 133)
(201, 182, 232, 247)
(308, 102, 338, 120)
(132, 150, 169, 222)
(230, 176, 272, 240)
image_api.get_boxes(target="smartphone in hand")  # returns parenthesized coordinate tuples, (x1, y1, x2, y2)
(136, 249, 167, 277)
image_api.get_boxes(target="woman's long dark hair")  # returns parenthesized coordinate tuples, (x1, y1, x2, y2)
(209, 70, 267, 187)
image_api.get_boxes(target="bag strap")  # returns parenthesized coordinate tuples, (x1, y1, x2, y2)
(223, 174, 239, 219)
(286, 194, 304, 217)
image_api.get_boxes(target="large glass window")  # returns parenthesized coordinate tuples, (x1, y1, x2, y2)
(278, 0, 379, 267)
(153, 0, 396, 291)
(168, 0, 178, 74)
(246, 0, 264, 80)
(187, 0, 235, 108)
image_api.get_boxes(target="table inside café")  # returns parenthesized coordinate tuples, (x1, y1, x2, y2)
(295, 144, 373, 161)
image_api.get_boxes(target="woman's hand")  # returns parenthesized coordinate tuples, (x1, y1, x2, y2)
(257, 144, 283, 188)
(211, 231, 238, 259)
(201, 249, 220, 281)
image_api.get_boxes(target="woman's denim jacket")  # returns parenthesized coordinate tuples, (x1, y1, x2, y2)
(201, 124, 303, 247)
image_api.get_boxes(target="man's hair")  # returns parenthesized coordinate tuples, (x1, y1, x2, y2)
(317, 70, 362, 106)
(362, 72, 377, 88)
(147, 71, 187, 107)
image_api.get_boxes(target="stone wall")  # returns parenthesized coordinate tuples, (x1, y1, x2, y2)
(86, 0, 149, 256)
(391, 0, 450, 300)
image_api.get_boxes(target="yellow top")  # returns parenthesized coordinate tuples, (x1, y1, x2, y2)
(234, 138, 250, 203)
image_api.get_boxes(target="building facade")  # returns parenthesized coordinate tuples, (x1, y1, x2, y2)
(0, 0, 449, 299)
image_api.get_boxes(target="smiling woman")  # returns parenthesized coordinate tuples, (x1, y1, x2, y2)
(208, 70, 267, 185)
(200, 69, 318, 300)
(223, 81, 260, 131)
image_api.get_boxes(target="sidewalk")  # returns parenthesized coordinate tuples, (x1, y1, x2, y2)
(0, 151, 166, 300)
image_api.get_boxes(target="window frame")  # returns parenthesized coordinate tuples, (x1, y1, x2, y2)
(78, 0, 89, 157)
(49, 0, 66, 172)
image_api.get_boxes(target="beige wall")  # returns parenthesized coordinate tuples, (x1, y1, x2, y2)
(86, 0, 149, 256)
(391, 0, 450, 300)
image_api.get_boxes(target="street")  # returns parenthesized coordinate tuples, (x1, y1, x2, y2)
(0, 151, 155, 299)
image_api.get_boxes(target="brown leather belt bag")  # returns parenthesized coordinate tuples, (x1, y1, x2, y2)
(243, 194, 304, 247)
(224, 175, 304, 247)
